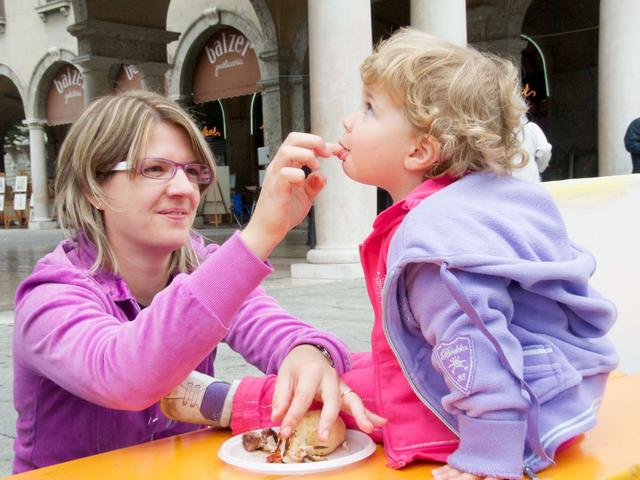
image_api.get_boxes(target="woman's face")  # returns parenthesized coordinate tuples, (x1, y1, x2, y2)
(100, 122, 201, 259)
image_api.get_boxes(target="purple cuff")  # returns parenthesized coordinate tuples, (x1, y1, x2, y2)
(447, 415, 527, 479)
(189, 232, 273, 328)
(200, 381, 231, 422)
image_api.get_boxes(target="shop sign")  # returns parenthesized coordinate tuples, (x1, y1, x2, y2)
(193, 27, 260, 103)
(46, 64, 84, 126)
(115, 64, 142, 93)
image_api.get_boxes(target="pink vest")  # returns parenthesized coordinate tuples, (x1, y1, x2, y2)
(361, 178, 459, 468)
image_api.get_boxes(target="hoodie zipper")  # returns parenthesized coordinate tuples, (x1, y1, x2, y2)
(380, 273, 459, 437)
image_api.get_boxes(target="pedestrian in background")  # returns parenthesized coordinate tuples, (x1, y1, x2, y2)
(624, 117, 640, 173)
(512, 115, 552, 183)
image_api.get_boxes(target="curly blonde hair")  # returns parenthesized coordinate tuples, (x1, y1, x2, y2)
(54, 90, 216, 275)
(360, 28, 527, 177)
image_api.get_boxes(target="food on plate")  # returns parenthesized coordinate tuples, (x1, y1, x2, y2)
(241, 410, 347, 463)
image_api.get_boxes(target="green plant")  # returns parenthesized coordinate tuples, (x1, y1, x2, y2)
(3, 120, 29, 147)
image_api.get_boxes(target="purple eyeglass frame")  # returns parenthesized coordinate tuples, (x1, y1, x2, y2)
(111, 158, 212, 185)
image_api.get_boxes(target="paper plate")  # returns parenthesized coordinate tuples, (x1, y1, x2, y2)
(218, 428, 376, 475)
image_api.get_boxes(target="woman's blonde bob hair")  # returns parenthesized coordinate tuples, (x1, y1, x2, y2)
(360, 28, 528, 177)
(54, 90, 216, 275)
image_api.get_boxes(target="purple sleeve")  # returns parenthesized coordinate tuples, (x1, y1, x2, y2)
(405, 263, 529, 479)
(223, 285, 352, 375)
(14, 232, 272, 411)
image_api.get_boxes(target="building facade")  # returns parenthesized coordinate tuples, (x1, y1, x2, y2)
(1, 0, 639, 274)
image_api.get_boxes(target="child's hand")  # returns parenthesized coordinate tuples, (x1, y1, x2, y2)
(432, 465, 503, 480)
(240, 132, 339, 259)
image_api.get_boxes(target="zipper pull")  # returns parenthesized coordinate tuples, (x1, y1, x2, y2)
(523, 465, 538, 479)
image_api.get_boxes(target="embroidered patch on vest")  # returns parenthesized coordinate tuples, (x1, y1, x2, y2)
(435, 336, 475, 396)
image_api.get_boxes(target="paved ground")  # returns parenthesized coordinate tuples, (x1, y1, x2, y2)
(0, 227, 372, 476)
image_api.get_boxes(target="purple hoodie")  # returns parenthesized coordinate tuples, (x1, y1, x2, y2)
(383, 173, 618, 479)
(12, 232, 351, 473)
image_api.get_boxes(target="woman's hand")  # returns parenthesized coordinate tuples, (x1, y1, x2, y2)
(240, 133, 340, 260)
(271, 345, 386, 442)
(432, 465, 503, 480)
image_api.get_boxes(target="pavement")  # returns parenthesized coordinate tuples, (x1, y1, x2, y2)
(0, 226, 373, 476)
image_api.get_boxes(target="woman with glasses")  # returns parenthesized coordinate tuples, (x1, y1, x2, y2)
(11, 91, 384, 473)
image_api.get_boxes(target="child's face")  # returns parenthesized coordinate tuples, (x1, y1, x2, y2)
(338, 82, 423, 201)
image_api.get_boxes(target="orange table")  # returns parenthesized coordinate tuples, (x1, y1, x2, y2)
(5, 373, 639, 480)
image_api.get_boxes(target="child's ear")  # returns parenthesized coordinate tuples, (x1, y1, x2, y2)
(405, 135, 440, 173)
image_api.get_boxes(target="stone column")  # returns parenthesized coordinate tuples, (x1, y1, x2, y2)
(598, 0, 640, 176)
(257, 76, 284, 162)
(411, 0, 467, 46)
(73, 55, 114, 103)
(139, 62, 172, 95)
(26, 119, 56, 229)
(291, 0, 376, 279)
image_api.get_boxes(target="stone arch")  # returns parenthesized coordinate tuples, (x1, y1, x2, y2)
(27, 48, 78, 120)
(169, 4, 283, 153)
(169, 7, 277, 100)
(0, 63, 27, 107)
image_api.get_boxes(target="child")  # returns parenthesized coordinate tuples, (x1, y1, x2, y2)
(230, 29, 619, 479)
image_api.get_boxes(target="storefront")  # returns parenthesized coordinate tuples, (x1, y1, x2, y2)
(44, 63, 84, 179)
(189, 26, 264, 203)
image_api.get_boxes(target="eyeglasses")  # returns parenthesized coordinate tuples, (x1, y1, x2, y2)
(111, 158, 213, 185)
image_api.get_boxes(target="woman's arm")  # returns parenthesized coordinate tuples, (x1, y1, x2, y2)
(13, 233, 272, 411)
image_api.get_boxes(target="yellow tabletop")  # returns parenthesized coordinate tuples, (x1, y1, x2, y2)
(5, 373, 639, 480)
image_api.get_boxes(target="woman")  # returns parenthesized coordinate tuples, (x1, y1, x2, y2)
(12, 91, 382, 473)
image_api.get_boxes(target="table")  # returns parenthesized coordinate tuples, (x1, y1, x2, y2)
(6, 373, 639, 480)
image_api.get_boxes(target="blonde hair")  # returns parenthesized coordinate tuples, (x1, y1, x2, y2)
(361, 28, 527, 177)
(54, 90, 216, 274)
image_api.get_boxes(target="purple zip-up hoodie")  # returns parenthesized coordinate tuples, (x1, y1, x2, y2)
(12, 232, 351, 473)
(382, 173, 618, 479)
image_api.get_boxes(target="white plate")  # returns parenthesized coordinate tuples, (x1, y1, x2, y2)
(218, 428, 376, 475)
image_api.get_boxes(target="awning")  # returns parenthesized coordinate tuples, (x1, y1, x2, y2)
(46, 64, 85, 126)
(192, 27, 260, 104)
(115, 64, 142, 93)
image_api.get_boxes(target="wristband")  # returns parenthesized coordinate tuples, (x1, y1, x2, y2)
(308, 344, 335, 368)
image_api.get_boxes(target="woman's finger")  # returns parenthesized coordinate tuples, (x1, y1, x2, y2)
(315, 375, 341, 442)
(278, 375, 319, 437)
(271, 371, 294, 424)
(281, 132, 327, 152)
(303, 171, 327, 201)
(318, 142, 343, 158)
(270, 143, 321, 171)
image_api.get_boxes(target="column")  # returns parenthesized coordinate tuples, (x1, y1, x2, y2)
(411, 0, 467, 46)
(139, 62, 172, 95)
(74, 55, 114, 103)
(598, 0, 640, 176)
(26, 119, 56, 229)
(291, 0, 376, 279)
(257, 77, 284, 161)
